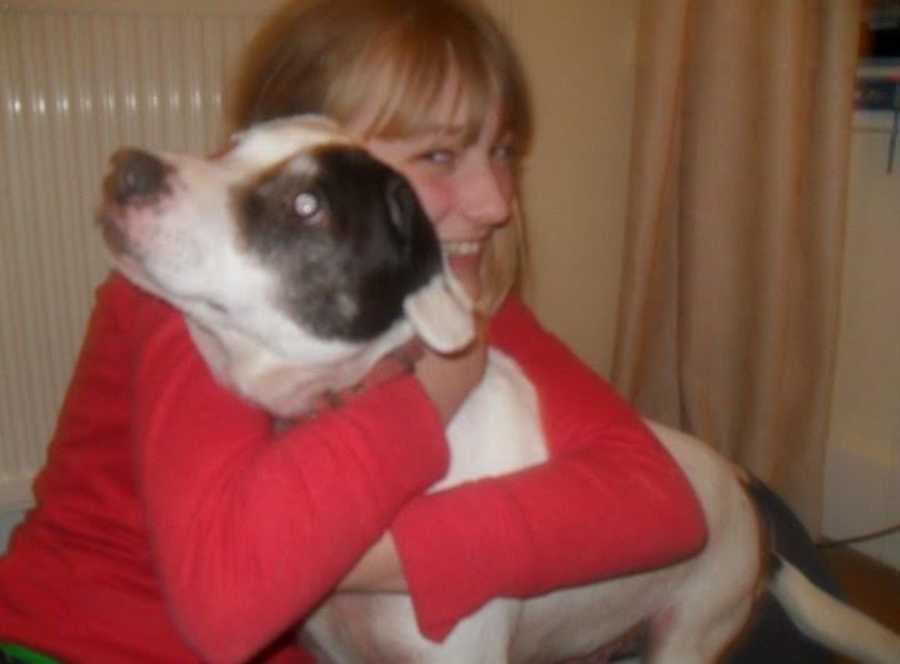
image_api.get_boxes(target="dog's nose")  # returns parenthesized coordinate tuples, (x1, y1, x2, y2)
(107, 148, 169, 204)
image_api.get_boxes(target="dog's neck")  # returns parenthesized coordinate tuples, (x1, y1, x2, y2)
(186, 316, 415, 419)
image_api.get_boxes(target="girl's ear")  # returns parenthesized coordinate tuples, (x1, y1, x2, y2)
(402, 262, 474, 354)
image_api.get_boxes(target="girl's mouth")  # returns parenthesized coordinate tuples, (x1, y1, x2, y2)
(443, 240, 482, 257)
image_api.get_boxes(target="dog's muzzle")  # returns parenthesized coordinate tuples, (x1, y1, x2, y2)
(98, 148, 176, 258)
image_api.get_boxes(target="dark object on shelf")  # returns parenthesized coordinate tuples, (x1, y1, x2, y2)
(861, 0, 900, 59)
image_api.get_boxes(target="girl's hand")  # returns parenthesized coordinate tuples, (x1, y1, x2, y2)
(335, 321, 486, 593)
(414, 329, 487, 425)
(306, 339, 425, 415)
(310, 316, 487, 425)
(338, 533, 406, 593)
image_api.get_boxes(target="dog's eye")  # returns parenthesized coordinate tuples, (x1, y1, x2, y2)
(294, 192, 321, 223)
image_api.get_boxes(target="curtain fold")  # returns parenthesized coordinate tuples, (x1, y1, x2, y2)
(612, 0, 860, 531)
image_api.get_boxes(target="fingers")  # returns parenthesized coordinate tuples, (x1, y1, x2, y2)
(359, 339, 425, 390)
(415, 330, 488, 425)
(308, 314, 484, 421)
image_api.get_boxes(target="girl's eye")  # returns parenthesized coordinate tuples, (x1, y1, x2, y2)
(418, 149, 457, 167)
(492, 143, 517, 162)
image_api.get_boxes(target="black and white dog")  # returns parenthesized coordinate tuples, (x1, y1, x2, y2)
(98, 116, 900, 663)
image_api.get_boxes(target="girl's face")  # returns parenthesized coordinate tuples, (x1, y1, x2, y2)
(348, 78, 517, 300)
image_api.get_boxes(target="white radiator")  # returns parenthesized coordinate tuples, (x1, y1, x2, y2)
(0, 0, 276, 511)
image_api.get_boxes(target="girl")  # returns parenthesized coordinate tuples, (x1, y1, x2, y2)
(0, 1, 706, 662)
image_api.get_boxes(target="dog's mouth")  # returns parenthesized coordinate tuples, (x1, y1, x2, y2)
(97, 207, 129, 256)
(95, 196, 153, 264)
(95, 192, 171, 299)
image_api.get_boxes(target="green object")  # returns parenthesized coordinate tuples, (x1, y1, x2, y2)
(0, 643, 61, 664)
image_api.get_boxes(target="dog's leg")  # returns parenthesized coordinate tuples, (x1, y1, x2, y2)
(642, 592, 756, 664)
(306, 594, 519, 663)
(639, 423, 765, 663)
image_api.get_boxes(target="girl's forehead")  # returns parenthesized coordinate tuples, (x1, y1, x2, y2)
(349, 70, 499, 142)
(389, 69, 469, 132)
(344, 72, 457, 138)
(415, 87, 471, 136)
(407, 74, 509, 142)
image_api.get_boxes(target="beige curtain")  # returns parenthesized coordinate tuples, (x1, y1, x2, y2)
(611, 0, 860, 532)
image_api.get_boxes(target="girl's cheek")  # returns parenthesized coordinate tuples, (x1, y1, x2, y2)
(494, 164, 517, 202)
(408, 177, 454, 229)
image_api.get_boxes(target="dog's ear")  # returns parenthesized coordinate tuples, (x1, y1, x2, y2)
(386, 178, 415, 233)
(403, 262, 475, 354)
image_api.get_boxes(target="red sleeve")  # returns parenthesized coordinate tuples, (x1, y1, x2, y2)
(117, 276, 449, 664)
(391, 296, 707, 641)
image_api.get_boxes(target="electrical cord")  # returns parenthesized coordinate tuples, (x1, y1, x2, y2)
(817, 522, 900, 549)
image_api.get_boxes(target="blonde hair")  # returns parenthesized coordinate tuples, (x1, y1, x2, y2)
(230, 0, 532, 310)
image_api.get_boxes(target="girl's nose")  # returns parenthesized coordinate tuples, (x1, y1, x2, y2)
(462, 163, 512, 227)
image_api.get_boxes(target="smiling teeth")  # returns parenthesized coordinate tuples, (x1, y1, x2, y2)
(444, 241, 481, 256)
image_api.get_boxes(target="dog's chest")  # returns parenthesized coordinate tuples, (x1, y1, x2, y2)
(434, 349, 547, 492)
(305, 351, 548, 661)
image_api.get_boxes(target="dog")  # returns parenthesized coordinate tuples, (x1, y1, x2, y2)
(97, 115, 900, 663)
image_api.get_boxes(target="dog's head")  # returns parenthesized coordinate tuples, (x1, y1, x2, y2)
(97, 115, 474, 416)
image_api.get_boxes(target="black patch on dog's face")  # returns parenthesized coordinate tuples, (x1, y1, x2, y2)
(234, 145, 442, 341)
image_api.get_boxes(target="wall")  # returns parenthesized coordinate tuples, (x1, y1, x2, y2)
(823, 105, 900, 569)
(507, 0, 639, 375)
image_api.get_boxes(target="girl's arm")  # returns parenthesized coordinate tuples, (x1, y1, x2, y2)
(391, 296, 708, 641)
(122, 277, 464, 663)
(338, 340, 489, 594)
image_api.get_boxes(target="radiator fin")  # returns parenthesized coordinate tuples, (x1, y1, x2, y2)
(0, 2, 265, 509)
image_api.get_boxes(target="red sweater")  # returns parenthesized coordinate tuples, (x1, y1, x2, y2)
(0, 273, 705, 663)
